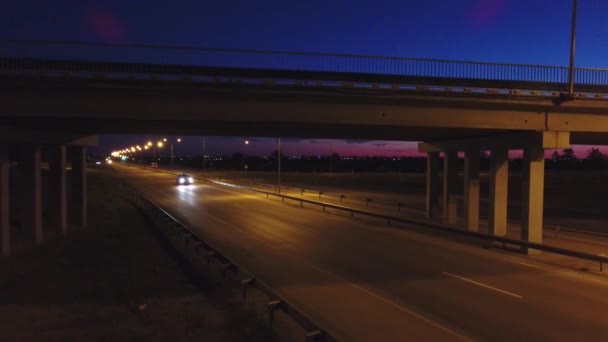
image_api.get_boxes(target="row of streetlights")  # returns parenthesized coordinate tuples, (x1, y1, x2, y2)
(110, 137, 182, 169)
(111, 136, 282, 192)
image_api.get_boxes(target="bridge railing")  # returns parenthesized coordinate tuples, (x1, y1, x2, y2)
(1, 38, 608, 91)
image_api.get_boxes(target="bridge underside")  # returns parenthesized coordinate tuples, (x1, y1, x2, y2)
(3, 77, 608, 257)
(2, 77, 608, 144)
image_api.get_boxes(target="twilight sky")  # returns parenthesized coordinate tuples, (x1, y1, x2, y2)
(2, 0, 607, 156)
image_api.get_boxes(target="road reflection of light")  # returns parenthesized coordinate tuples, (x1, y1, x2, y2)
(175, 184, 198, 205)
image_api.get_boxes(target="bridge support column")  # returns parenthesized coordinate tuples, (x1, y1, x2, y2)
(425, 152, 440, 219)
(1, 144, 10, 256)
(69, 146, 87, 228)
(19, 144, 42, 245)
(464, 150, 480, 231)
(489, 148, 509, 236)
(521, 145, 544, 254)
(442, 151, 458, 225)
(49, 145, 67, 234)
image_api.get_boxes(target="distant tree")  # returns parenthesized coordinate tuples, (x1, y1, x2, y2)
(329, 153, 340, 172)
(551, 150, 560, 161)
(586, 147, 607, 160)
(269, 150, 283, 160)
(561, 148, 576, 161)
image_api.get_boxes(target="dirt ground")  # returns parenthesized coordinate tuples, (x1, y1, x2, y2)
(0, 170, 290, 341)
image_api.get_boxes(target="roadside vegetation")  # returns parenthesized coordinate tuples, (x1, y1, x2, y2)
(0, 170, 288, 341)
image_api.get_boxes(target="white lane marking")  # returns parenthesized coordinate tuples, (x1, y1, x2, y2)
(309, 265, 473, 342)
(506, 259, 541, 269)
(442, 272, 523, 299)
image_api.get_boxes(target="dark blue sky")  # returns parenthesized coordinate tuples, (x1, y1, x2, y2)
(2, 0, 605, 156)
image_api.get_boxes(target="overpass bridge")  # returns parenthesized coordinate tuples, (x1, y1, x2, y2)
(2, 39, 608, 256)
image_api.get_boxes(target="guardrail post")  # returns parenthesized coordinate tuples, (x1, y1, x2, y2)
(340, 195, 345, 203)
(268, 300, 282, 326)
(206, 250, 216, 266)
(306, 330, 323, 342)
(220, 263, 232, 279)
(366, 199, 370, 207)
(301, 189, 304, 196)
(241, 278, 256, 299)
(319, 192, 322, 199)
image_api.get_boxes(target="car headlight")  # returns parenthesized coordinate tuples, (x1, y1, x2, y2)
(188, 177, 194, 183)
(179, 177, 185, 184)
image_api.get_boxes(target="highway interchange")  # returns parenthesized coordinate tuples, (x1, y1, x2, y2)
(114, 164, 608, 341)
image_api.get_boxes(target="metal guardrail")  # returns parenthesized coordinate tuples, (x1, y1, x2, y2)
(206, 179, 608, 272)
(218, 175, 608, 239)
(126, 184, 337, 341)
(2, 38, 608, 95)
(217, 176, 412, 212)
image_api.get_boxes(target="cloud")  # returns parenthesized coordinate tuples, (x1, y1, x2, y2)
(86, 8, 129, 43)
(468, 0, 505, 28)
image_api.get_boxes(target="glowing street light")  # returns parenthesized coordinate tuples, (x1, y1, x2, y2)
(154, 141, 163, 161)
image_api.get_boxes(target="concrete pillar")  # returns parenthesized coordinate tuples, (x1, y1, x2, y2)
(464, 149, 480, 231)
(69, 146, 87, 227)
(49, 145, 67, 234)
(442, 151, 458, 225)
(489, 148, 509, 236)
(521, 145, 545, 254)
(19, 144, 42, 245)
(425, 152, 440, 219)
(0, 144, 9, 256)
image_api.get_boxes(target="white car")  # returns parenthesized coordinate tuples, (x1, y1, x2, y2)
(176, 173, 194, 185)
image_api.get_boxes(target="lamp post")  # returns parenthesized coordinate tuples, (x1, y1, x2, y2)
(154, 141, 163, 161)
(277, 137, 281, 193)
(568, 0, 578, 97)
(203, 137, 206, 171)
(242, 139, 249, 172)
(170, 138, 181, 170)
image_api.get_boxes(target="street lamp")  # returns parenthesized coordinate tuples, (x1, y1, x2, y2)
(242, 139, 249, 172)
(277, 137, 281, 193)
(170, 138, 182, 170)
(568, 0, 578, 97)
(154, 141, 164, 161)
(202, 136, 206, 171)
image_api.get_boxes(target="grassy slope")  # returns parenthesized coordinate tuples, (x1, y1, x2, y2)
(0, 170, 283, 341)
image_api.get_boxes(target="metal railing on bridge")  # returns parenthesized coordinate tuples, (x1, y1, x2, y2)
(2, 38, 608, 95)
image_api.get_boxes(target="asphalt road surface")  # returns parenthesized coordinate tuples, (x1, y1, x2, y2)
(112, 165, 608, 341)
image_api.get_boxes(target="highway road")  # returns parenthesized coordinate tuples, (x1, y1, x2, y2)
(113, 165, 608, 341)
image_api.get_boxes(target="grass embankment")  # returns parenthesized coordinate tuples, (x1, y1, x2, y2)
(0, 170, 284, 341)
